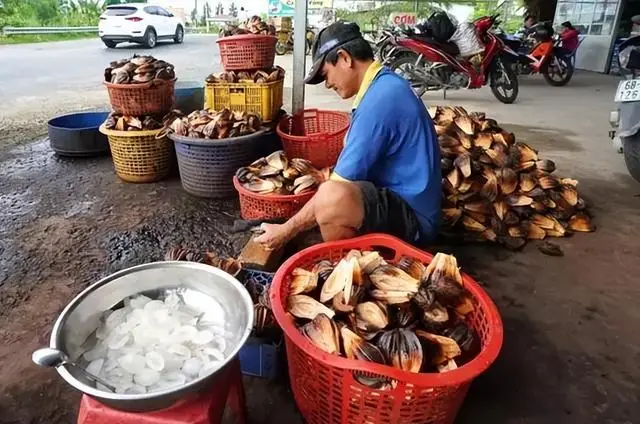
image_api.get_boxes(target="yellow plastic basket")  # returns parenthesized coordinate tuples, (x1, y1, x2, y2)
(204, 79, 283, 122)
(99, 125, 174, 183)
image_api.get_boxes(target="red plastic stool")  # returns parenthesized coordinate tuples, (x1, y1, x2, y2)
(77, 359, 247, 424)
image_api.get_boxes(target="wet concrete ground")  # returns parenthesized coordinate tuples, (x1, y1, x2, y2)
(1, 44, 639, 423)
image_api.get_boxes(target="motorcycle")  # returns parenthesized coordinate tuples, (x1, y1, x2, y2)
(374, 25, 406, 63)
(496, 23, 575, 86)
(385, 14, 520, 104)
(609, 35, 640, 183)
(275, 27, 315, 56)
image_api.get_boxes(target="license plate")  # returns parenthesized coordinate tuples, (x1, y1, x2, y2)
(614, 78, 640, 102)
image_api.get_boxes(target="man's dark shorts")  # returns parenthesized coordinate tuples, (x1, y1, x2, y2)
(355, 181, 422, 244)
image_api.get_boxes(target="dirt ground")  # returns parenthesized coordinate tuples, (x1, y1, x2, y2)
(1, 71, 640, 424)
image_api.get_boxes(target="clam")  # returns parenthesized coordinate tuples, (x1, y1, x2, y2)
(289, 268, 319, 296)
(288, 295, 335, 320)
(377, 329, 423, 373)
(416, 330, 462, 365)
(395, 256, 427, 282)
(355, 301, 388, 332)
(301, 313, 340, 354)
(369, 265, 420, 293)
(341, 326, 386, 364)
(421, 301, 449, 330)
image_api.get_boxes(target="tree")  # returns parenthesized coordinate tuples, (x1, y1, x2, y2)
(191, 7, 197, 23)
(215, 2, 223, 16)
(104, 0, 123, 5)
(229, 2, 237, 18)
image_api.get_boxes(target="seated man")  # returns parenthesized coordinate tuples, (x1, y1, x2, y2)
(255, 22, 441, 250)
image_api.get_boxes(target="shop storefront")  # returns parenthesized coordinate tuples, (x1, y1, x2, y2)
(553, 0, 640, 73)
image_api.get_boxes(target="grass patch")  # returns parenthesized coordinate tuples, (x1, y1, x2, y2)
(0, 32, 97, 45)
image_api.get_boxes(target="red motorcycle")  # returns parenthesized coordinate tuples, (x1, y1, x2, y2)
(386, 14, 520, 104)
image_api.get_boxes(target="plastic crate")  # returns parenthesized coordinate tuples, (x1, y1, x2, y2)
(277, 109, 350, 169)
(238, 269, 281, 378)
(204, 79, 283, 122)
(270, 234, 504, 424)
(217, 34, 277, 70)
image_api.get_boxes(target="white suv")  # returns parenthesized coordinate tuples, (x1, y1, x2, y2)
(99, 3, 184, 49)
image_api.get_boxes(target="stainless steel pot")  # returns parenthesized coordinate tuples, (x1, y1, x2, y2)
(48, 261, 254, 412)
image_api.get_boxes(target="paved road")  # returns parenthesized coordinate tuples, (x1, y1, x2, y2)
(0, 35, 222, 104)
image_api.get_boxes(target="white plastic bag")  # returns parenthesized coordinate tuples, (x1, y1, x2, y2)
(449, 22, 485, 58)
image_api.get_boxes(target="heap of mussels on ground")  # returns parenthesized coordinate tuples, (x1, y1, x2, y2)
(205, 67, 285, 84)
(287, 250, 480, 385)
(432, 106, 595, 251)
(158, 109, 262, 140)
(236, 150, 331, 196)
(104, 55, 175, 85)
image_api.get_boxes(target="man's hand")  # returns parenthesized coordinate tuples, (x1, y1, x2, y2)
(253, 223, 292, 251)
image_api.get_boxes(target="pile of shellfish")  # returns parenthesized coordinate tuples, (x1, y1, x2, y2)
(287, 250, 480, 384)
(159, 109, 262, 140)
(236, 151, 331, 196)
(164, 247, 242, 277)
(205, 67, 285, 84)
(104, 113, 163, 131)
(104, 55, 175, 85)
(434, 106, 595, 251)
(220, 17, 276, 37)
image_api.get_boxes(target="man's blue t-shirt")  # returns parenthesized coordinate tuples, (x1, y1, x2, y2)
(334, 67, 442, 240)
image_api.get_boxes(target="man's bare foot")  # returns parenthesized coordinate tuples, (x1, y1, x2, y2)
(253, 223, 292, 251)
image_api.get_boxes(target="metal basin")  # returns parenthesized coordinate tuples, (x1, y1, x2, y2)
(49, 261, 254, 412)
(48, 111, 110, 157)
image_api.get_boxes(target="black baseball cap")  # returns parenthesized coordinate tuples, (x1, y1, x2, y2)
(305, 21, 363, 85)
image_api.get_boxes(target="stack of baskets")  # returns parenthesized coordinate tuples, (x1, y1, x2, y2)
(100, 66, 176, 183)
(169, 34, 281, 199)
(207, 34, 282, 122)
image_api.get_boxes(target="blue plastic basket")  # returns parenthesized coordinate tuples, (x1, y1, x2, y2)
(238, 268, 281, 379)
(170, 130, 269, 198)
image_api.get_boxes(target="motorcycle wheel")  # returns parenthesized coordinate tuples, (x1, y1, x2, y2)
(623, 133, 640, 183)
(275, 41, 287, 56)
(490, 58, 519, 104)
(388, 54, 427, 98)
(542, 56, 574, 87)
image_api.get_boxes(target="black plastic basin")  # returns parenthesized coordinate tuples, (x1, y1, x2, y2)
(48, 111, 110, 157)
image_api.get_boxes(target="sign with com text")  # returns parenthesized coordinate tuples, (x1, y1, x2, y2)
(390, 13, 417, 26)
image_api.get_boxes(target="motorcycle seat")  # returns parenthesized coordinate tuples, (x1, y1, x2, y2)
(410, 35, 460, 55)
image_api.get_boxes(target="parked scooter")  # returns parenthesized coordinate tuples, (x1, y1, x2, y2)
(275, 27, 315, 56)
(374, 25, 406, 63)
(609, 35, 640, 182)
(496, 23, 576, 86)
(385, 13, 520, 103)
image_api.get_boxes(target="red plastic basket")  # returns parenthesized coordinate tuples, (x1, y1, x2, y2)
(233, 176, 315, 220)
(270, 234, 504, 424)
(277, 109, 350, 169)
(217, 34, 277, 70)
